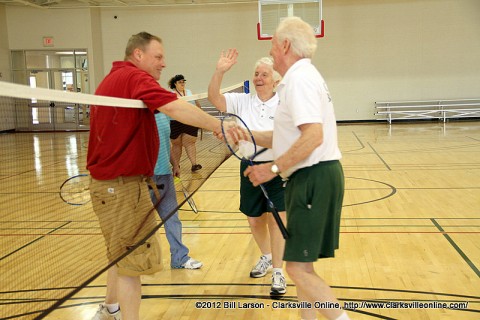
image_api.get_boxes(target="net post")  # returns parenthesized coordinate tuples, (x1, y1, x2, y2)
(244, 80, 250, 93)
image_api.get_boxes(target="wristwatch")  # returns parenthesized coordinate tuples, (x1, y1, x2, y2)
(270, 163, 281, 175)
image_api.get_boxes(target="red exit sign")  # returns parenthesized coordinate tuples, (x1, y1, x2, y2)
(43, 36, 54, 47)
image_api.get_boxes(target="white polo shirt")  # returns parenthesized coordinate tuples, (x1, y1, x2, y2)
(224, 92, 279, 161)
(273, 58, 342, 178)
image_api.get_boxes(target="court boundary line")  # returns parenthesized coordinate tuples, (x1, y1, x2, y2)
(367, 142, 392, 170)
(431, 218, 480, 278)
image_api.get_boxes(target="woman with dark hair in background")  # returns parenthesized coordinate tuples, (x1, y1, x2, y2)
(168, 74, 203, 173)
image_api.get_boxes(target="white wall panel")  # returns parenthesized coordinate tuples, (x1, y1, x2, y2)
(3, 0, 480, 121)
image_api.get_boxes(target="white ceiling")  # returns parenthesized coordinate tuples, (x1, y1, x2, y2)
(0, 0, 256, 9)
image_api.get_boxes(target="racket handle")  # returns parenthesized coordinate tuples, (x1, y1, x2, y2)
(268, 201, 289, 239)
(245, 153, 287, 238)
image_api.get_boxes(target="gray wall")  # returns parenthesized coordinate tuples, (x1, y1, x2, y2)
(0, 5, 10, 83)
(3, 0, 480, 121)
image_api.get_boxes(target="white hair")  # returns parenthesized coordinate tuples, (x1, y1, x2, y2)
(254, 57, 282, 82)
(275, 16, 317, 58)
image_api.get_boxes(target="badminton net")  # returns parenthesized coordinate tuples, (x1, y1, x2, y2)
(0, 80, 246, 319)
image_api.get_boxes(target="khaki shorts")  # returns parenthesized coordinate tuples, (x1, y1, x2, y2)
(90, 176, 163, 276)
(283, 161, 344, 262)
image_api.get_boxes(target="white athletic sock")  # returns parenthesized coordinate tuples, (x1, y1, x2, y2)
(272, 267, 283, 274)
(263, 253, 272, 260)
(105, 303, 120, 313)
(334, 311, 351, 320)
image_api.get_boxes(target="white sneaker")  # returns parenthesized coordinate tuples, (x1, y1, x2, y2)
(92, 304, 122, 320)
(270, 271, 287, 295)
(173, 258, 203, 269)
(250, 255, 273, 278)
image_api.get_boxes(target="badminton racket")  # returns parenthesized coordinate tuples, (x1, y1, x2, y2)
(59, 174, 90, 205)
(174, 176, 199, 214)
(221, 113, 289, 239)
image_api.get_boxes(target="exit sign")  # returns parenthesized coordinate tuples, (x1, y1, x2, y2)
(43, 36, 54, 47)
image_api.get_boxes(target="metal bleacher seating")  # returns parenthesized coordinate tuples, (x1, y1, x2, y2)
(375, 98, 480, 123)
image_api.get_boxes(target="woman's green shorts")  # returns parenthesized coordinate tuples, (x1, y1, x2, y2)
(239, 161, 286, 217)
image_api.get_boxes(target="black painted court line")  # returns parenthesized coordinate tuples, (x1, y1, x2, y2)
(367, 142, 391, 170)
(0, 157, 74, 182)
(2, 217, 479, 235)
(396, 186, 480, 190)
(340, 131, 367, 153)
(6, 293, 479, 319)
(3, 282, 479, 318)
(431, 218, 480, 278)
(3, 297, 394, 320)
(0, 221, 71, 262)
(3, 282, 479, 300)
(367, 142, 480, 154)
(5, 216, 475, 223)
(351, 131, 366, 149)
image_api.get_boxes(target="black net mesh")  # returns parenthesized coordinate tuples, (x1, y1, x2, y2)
(0, 81, 245, 319)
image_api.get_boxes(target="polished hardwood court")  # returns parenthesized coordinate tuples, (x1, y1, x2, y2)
(1, 121, 479, 319)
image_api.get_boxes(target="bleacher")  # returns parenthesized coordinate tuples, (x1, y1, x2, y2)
(375, 98, 480, 123)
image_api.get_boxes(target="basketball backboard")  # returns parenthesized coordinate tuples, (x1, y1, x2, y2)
(257, 0, 324, 40)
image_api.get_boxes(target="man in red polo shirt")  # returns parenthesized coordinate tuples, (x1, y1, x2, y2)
(87, 32, 221, 320)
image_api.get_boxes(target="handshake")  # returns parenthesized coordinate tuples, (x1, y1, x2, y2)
(215, 114, 254, 154)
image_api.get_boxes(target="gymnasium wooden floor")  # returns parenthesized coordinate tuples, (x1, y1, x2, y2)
(1, 121, 479, 319)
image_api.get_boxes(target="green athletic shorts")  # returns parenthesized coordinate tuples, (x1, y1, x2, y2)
(283, 160, 344, 262)
(239, 161, 286, 217)
(90, 176, 163, 276)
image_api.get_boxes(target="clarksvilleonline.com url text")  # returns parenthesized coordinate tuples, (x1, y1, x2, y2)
(343, 301, 469, 310)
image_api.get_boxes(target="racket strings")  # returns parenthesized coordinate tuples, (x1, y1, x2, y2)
(221, 114, 257, 160)
(60, 175, 90, 205)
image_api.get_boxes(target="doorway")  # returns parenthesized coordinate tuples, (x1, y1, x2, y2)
(11, 50, 90, 131)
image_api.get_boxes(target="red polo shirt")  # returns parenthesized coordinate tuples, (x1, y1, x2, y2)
(87, 61, 177, 180)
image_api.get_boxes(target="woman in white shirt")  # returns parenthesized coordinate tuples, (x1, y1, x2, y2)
(208, 53, 287, 296)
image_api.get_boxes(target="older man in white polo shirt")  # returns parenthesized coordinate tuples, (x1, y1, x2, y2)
(245, 17, 350, 320)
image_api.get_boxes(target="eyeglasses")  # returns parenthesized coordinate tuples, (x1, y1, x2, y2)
(177, 80, 186, 84)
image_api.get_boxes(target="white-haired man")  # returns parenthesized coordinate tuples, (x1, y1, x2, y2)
(245, 17, 350, 320)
